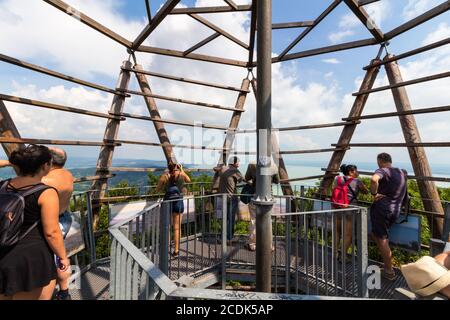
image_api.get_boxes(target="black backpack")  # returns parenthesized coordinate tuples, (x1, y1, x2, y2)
(0, 180, 49, 247)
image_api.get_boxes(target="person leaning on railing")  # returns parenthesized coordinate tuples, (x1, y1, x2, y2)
(156, 162, 191, 257)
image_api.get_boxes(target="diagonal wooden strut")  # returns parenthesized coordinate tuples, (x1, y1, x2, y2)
(0, 99, 24, 174)
(220, 78, 251, 165)
(384, 54, 444, 239)
(320, 58, 382, 195)
(134, 64, 176, 165)
(91, 61, 132, 229)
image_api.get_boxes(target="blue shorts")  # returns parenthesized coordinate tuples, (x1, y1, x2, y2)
(59, 211, 73, 239)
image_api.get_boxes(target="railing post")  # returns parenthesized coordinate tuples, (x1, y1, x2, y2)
(159, 201, 170, 275)
(444, 202, 450, 242)
(357, 207, 369, 298)
(221, 194, 227, 290)
(285, 197, 292, 293)
(85, 191, 97, 265)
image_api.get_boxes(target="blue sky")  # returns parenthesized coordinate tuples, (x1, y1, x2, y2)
(0, 0, 449, 170)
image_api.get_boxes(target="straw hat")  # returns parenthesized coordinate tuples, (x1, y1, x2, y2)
(401, 256, 450, 296)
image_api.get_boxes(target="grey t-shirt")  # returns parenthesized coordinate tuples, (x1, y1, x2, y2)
(218, 166, 244, 195)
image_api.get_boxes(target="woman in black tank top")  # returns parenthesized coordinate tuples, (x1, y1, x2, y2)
(0, 145, 68, 300)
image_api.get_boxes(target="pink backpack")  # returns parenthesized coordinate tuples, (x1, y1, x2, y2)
(331, 176, 354, 209)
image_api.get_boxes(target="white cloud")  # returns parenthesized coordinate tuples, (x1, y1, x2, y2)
(402, 0, 442, 21)
(322, 58, 341, 65)
(328, 30, 355, 44)
(329, 2, 391, 43)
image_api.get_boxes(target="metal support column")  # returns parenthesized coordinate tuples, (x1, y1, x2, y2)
(254, 0, 274, 293)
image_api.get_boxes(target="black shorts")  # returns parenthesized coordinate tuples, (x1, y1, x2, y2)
(370, 204, 398, 239)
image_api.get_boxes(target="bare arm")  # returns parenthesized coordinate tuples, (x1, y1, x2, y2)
(0, 160, 11, 168)
(370, 174, 380, 195)
(182, 171, 191, 183)
(359, 180, 369, 194)
(156, 175, 167, 193)
(39, 189, 67, 260)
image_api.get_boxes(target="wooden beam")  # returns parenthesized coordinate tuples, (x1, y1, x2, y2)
(134, 64, 176, 164)
(384, 55, 445, 239)
(183, 33, 221, 56)
(233, 121, 360, 134)
(145, 0, 152, 22)
(272, 21, 315, 29)
(385, 1, 450, 41)
(353, 71, 450, 96)
(136, 45, 248, 67)
(132, 0, 181, 49)
(363, 37, 450, 70)
(115, 111, 229, 130)
(275, 38, 378, 63)
(223, 0, 238, 10)
(220, 78, 251, 165)
(335, 142, 450, 147)
(115, 139, 229, 151)
(0, 53, 128, 96)
(0, 99, 23, 160)
(170, 5, 251, 14)
(119, 88, 243, 112)
(358, 0, 380, 6)
(91, 61, 132, 229)
(189, 14, 249, 50)
(42, 0, 132, 48)
(343, 105, 450, 121)
(123, 67, 249, 93)
(248, 0, 258, 66)
(320, 59, 382, 196)
(281, 175, 325, 183)
(278, 0, 343, 59)
(279, 148, 347, 155)
(108, 167, 212, 173)
(0, 137, 118, 147)
(74, 174, 114, 183)
(0, 94, 122, 120)
(344, 0, 384, 42)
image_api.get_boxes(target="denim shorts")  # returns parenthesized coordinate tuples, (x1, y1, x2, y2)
(59, 211, 73, 239)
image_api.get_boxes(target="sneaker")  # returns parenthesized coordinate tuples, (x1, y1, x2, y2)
(55, 290, 72, 300)
(381, 268, 396, 281)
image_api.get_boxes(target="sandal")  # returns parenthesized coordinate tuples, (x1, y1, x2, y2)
(381, 268, 396, 281)
(171, 251, 179, 258)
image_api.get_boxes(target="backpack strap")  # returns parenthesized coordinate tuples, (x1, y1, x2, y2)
(20, 183, 53, 197)
(0, 179, 11, 191)
(18, 184, 56, 241)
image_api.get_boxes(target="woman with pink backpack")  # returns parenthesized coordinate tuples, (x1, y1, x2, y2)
(332, 164, 369, 261)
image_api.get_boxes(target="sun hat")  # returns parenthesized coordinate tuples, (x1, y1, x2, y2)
(401, 256, 450, 296)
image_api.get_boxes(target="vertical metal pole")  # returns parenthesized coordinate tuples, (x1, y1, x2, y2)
(159, 202, 170, 275)
(85, 192, 97, 265)
(357, 208, 369, 298)
(254, 0, 273, 294)
(221, 194, 228, 290)
(285, 199, 292, 293)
